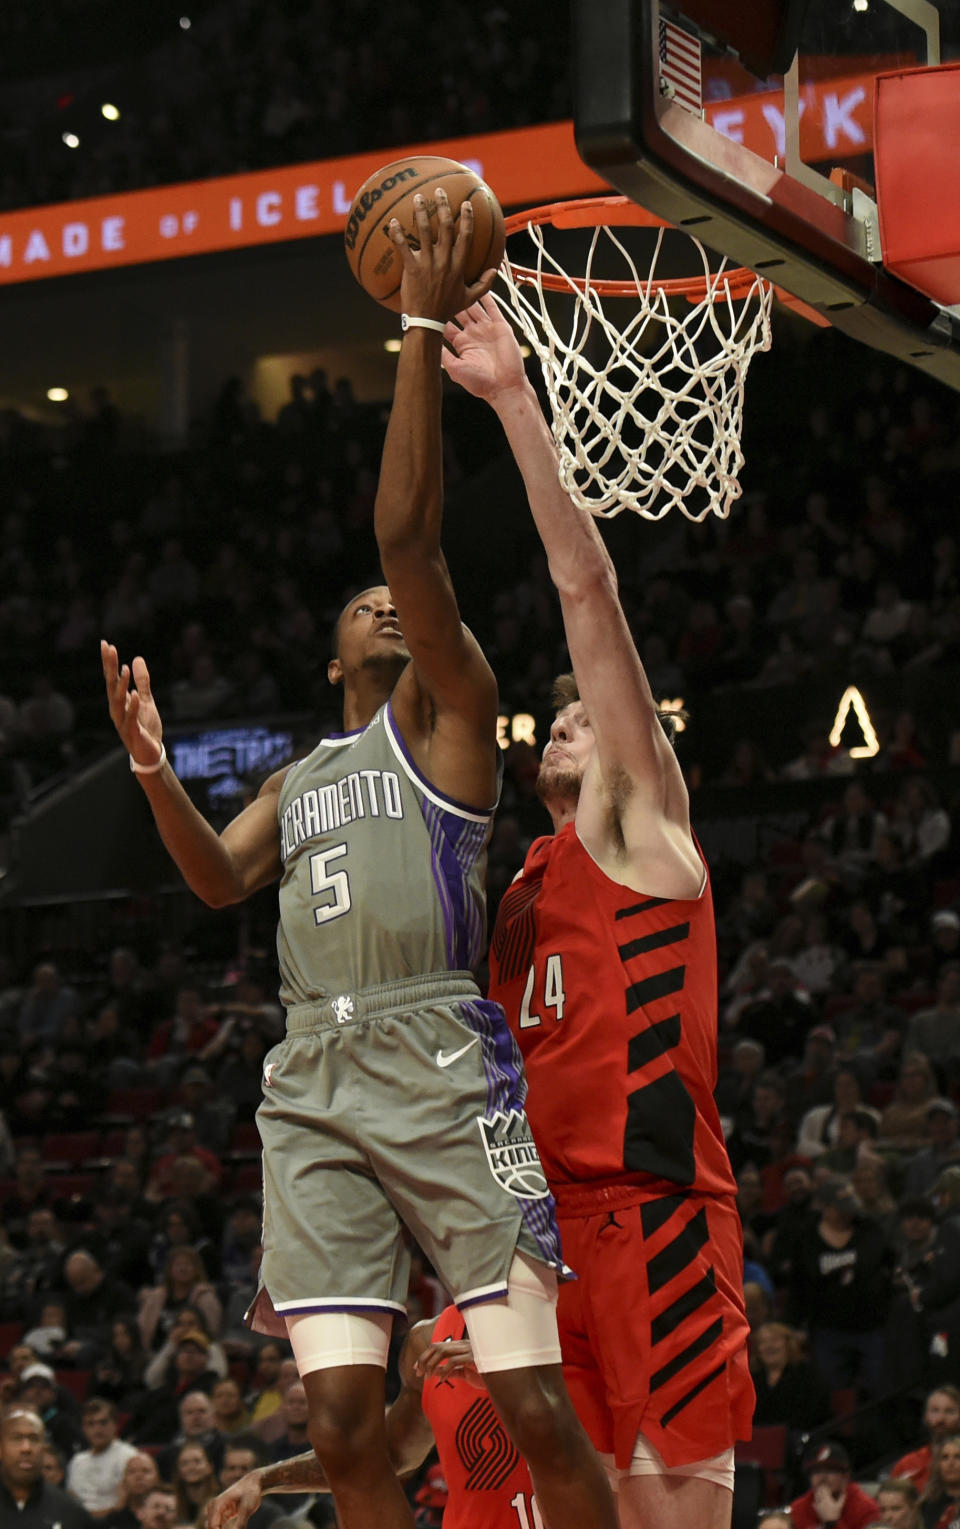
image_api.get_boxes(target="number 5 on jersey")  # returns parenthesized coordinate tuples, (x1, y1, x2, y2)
(309, 843, 351, 924)
(519, 954, 565, 1029)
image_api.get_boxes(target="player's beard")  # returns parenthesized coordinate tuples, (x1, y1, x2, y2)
(536, 758, 583, 808)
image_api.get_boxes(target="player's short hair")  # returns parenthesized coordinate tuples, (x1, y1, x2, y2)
(551, 672, 688, 746)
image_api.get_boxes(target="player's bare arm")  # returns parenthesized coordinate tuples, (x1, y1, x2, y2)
(102, 639, 285, 907)
(374, 188, 500, 809)
(443, 298, 702, 898)
(205, 1322, 440, 1529)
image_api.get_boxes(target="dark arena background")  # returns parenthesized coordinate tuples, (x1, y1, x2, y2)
(3, 4, 960, 1526)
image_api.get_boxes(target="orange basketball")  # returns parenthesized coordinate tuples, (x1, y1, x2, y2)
(344, 155, 506, 312)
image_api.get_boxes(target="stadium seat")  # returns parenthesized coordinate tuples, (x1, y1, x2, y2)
(40, 1131, 101, 1168)
(48, 1173, 99, 1198)
(229, 1122, 262, 1157)
(734, 1425, 787, 1505)
(0, 1322, 25, 1354)
(103, 1087, 165, 1120)
(230, 1162, 263, 1193)
(56, 1369, 90, 1402)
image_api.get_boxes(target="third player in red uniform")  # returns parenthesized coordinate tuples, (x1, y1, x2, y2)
(443, 297, 754, 1529)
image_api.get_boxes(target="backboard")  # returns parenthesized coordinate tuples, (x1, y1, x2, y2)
(572, 0, 960, 389)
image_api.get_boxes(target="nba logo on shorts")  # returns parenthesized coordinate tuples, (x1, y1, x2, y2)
(478, 1110, 550, 1200)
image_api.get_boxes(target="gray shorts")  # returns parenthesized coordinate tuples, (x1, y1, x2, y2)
(246, 971, 565, 1336)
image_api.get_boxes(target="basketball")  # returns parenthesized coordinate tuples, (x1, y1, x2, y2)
(344, 155, 506, 312)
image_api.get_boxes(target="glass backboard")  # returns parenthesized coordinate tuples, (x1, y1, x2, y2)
(573, 0, 960, 389)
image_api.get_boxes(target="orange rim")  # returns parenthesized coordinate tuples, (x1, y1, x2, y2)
(503, 195, 764, 301)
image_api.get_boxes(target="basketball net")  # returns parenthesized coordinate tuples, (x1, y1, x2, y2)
(496, 197, 774, 522)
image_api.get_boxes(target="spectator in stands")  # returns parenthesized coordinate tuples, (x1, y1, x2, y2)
(59, 1249, 136, 1367)
(892, 778, 952, 871)
(881, 1053, 942, 1150)
(890, 1386, 960, 1493)
(757, 1514, 792, 1529)
(217, 1437, 284, 1529)
(889, 1199, 960, 1393)
(0, 1204, 65, 1311)
(214, 1028, 270, 1122)
(87, 1183, 153, 1292)
(783, 1024, 839, 1121)
(18, 1364, 84, 1458)
(851, 1155, 899, 1245)
(904, 1101, 960, 1196)
(172, 1441, 221, 1526)
(22, 1299, 68, 1362)
(142, 1306, 227, 1392)
(148, 1200, 220, 1283)
(766, 1164, 818, 1283)
(875, 1478, 922, 1528)
(220, 1198, 262, 1293)
(40, 1442, 65, 1486)
(211, 1378, 251, 1439)
(907, 973, 960, 1086)
(919, 1436, 960, 1527)
(788, 1176, 892, 1396)
(833, 964, 906, 1080)
(790, 1441, 879, 1529)
(0, 1406, 93, 1527)
(65, 1399, 138, 1516)
(736, 958, 817, 1066)
(133, 1486, 177, 1529)
(156, 1390, 224, 1479)
(797, 1064, 868, 1158)
(146, 982, 220, 1075)
(728, 1070, 789, 1172)
(751, 1321, 831, 1433)
(85, 1005, 143, 1088)
(101, 1451, 160, 1529)
(820, 1107, 882, 1176)
(838, 899, 906, 975)
(90, 1317, 148, 1412)
(175, 1064, 234, 1155)
(245, 1343, 286, 1425)
(17, 961, 78, 1046)
(819, 783, 888, 882)
(139, 1247, 222, 1353)
(146, 1114, 223, 1202)
(928, 913, 960, 987)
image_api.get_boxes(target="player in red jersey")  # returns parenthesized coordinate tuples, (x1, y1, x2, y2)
(442, 297, 754, 1529)
(205, 1307, 539, 1529)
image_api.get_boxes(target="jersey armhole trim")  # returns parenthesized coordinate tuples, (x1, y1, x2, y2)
(384, 701, 494, 823)
(573, 825, 709, 902)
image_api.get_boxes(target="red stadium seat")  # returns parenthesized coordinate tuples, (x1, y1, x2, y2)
(0, 1322, 25, 1357)
(56, 1369, 90, 1403)
(230, 1163, 263, 1193)
(229, 1122, 262, 1157)
(41, 1132, 101, 1168)
(735, 1424, 787, 1505)
(48, 1173, 99, 1198)
(104, 1087, 165, 1120)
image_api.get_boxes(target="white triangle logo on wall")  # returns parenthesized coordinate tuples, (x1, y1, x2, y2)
(828, 686, 880, 760)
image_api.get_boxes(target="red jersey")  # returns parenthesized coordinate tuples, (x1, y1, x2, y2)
(420, 1307, 538, 1529)
(891, 1444, 932, 1491)
(488, 825, 735, 1198)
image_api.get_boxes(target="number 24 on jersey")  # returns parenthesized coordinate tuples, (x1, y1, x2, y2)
(519, 955, 565, 1029)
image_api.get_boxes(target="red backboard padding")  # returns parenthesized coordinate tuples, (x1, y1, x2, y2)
(876, 62, 960, 306)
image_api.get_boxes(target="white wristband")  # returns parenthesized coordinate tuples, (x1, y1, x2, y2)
(401, 314, 446, 334)
(130, 743, 166, 775)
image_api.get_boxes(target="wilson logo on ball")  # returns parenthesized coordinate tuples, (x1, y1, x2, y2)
(343, 166, 419, 251)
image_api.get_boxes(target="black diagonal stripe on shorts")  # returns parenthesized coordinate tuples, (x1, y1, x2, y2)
(618, 922, 690, 963)
(627, 1013, 681, 1073)
(659, 1360, 728, 1428)
(615, 897, 668, 921)
(647, 1206, 708, 1293)
(650, 1268, 716, 1346)
(649, 1316, 723, 1393)
(626, 965, 686, 1015)
(640, 1193, 687, 1239)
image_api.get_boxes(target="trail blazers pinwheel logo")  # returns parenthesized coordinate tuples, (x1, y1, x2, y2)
(478, 1110, 550, 1199)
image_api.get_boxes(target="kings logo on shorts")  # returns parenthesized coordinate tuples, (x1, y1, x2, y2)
(478, 1110, 550, 1200)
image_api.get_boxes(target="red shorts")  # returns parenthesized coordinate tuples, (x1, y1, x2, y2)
(555, 1182, 754, 1470)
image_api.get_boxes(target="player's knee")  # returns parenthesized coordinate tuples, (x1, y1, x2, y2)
(304, 1390, 383, 1476)
(491, 1372, 579, 1465)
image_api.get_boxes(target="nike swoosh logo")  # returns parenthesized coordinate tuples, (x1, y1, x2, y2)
(436, 1037, 480, 1068)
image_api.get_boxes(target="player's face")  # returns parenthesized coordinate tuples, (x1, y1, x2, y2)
(537, 702, 594, 803)
(332, 587, 410, 679)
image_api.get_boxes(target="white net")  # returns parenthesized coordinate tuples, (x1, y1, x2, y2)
(496, 216, 774, 521)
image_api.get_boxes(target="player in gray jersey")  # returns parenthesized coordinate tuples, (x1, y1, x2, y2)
(102, 191, 616, 1529)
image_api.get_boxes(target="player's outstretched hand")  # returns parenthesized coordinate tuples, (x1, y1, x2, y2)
(414, 1337, 486, 1390)
(101, 640, 165, 769)
(390, 187, 497, 324)
(206, 1475, 264, 1529)
(441, 294, 527, 403)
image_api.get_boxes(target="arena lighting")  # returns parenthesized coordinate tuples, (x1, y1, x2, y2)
(179, 15, 192, 28)
(101, 103, 121, 121)
(61, 132, 80, 149)
(853, 0, 869, 10)
(46, 387, 69, 402)
(383, 338, 402, 353)
(829, 686, 880, 759)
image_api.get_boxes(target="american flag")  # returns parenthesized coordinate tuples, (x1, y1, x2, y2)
(659, 16, 702, 116)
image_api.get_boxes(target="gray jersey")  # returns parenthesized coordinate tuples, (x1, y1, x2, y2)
(276, 700, 499, 1007)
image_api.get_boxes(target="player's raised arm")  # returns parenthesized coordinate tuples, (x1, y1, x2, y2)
(443, 298, 699, 893)
(101, 640, 284, 908)
(373, 190, 499, 798)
